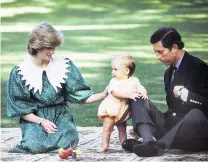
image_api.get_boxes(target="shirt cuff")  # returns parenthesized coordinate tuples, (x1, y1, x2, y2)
(180, 88, 189, 102)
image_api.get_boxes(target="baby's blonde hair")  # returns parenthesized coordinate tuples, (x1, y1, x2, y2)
(113, 55, 136, 76)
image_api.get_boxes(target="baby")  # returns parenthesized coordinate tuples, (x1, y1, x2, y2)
(97, 55, 148, 152)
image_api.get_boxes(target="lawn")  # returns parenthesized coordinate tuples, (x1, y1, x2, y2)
(1, 0, 208, 127)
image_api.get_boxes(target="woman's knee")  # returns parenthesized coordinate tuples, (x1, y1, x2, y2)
(22, 142, 46, 153)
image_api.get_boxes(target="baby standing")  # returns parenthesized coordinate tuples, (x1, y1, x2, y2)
(97, 55, 148, 152)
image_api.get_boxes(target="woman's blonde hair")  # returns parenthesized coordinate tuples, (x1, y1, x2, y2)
(27, 22, 63, 55)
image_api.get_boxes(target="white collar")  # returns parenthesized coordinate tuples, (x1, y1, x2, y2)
(175, 51, 185, 69)
(18, 56, 70, 94)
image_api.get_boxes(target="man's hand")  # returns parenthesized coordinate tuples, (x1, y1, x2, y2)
(173, 85, 184, 98)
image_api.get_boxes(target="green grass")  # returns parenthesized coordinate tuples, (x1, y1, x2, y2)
(1, 0, 208, 127)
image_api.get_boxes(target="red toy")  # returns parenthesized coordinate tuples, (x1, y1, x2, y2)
(65, 148, 73, 156)
(58, 147, 73, 159)
(59, 151, 69, 159)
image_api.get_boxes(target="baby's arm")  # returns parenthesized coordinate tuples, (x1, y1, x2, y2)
(136, 78, 148, 99)
(139, 85, 148, 95)
(138, 85, 148, 99)
(109, 78, 140, 101)
(111, 90, 140, 101)
(84, 84, 109, 104)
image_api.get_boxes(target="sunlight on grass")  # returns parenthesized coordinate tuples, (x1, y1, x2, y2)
(1, 54, 26, 63)
(82, 73, 100, 79)
(191, 33, 208, 38)
(159, 13, 208, 23)
(151, 100, 166, 105)
(136, 8, 168, 15)
(117, 8, 200, 23)
(76, 62, 108, 68)
(114, 9, 128, 14)
(183, 35, 208, 52)
(1, 0, 16, 3)
(67, 4, 107, 12)
(170, 1, 192, 6)
(0, 118, 19, 127)
(112, 45, 153, 52)
(122, 14, 162, 22)
(56, 24, 146, 31)
(185, 44, 208, 52)
(1, 7, 52, 17)
(0, 24, 146, 32)
(176, 14, 208, 19)
(147, 0, 161, 4)
(71, 36, 113, 41)
(35, 0, 55, 7)
(186, 47, 208, 52)
(58, 51, 115, 61)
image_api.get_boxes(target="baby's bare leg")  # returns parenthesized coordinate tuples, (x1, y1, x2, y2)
(101, 116, 115, 152)
(117, 122, 127, 143)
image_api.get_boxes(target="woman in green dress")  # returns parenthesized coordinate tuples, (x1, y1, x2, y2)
(6, 22, 107, 153)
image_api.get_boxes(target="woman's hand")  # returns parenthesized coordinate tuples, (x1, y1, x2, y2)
(21, 113, 58, 134)
(40, 119, 58, 134)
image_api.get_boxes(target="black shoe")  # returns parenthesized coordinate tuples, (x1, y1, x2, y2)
(122, 139, 142, 152)
(133, 141, 165, 157)
(148, 140, 166, 149)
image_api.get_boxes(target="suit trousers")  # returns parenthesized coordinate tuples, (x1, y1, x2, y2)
(130, 98, 208, 150)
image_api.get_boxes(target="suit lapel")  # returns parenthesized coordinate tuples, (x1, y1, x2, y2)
(165, 51, 190, 93)
(164, 65, 174, 92)
(171, 51, 190, 86)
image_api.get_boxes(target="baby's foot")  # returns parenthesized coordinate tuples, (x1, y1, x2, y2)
(98, 147, 108, 153)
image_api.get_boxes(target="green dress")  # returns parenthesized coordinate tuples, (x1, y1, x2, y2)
(6, 57, 93, 153)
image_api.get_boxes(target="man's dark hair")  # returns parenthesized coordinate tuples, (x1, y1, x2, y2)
(150, 27, 184, 49)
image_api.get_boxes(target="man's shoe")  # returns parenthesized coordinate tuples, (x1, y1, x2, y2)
(148, 140, 166, 149)
(133, 141, 165, 157)
(122, 138, 142, 152)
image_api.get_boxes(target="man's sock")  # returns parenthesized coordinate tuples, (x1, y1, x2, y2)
(137, 123, 154, 142)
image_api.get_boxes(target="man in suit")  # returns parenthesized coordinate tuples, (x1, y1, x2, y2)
(122, 27, 208, 157)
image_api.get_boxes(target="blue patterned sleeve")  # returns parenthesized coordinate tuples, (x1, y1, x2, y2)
(64, 59, 94, 104)
(6, 66, 38, 117)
